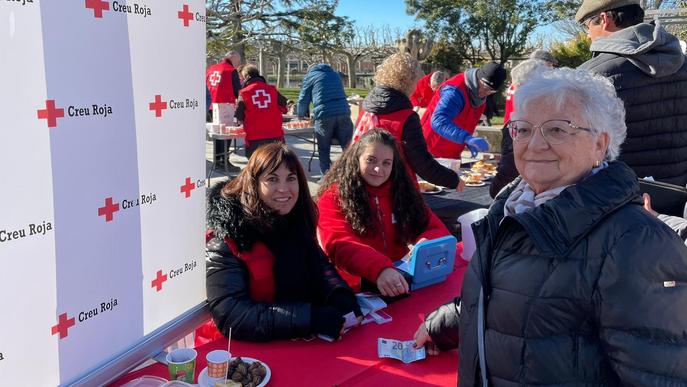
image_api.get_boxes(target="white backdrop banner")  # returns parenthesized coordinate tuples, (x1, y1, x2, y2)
(0, 1, 206, 385)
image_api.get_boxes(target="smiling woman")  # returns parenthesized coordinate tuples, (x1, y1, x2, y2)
(202, 143, 362, 343)
(316, 129, 455, 297)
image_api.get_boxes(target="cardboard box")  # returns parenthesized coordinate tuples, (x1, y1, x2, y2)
(212, 103, 235, 125)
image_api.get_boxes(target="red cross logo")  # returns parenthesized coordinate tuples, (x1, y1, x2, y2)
(177, 4, 194, 27)
(51, 313, 76, 340)
(209, 71, 222, 87)
(37, 99, 65, 128)
(149, 95, 168, 118)
(85, 0, 110, 18)
(151, 270, 168, 292)
(251, 89, 272, 109)
(180, 177, 196, 198)
(98, 197, 120, 222)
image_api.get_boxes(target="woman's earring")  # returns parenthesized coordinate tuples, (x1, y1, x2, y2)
(595, 160, 600, 167)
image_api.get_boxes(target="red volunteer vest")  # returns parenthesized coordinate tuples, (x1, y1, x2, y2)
(353, 108, 418, 185)
(503, 84, 516, 124)
(410, 73, 435, 108)
(421, 73, 485, 158)
(206, 60, 237, 103)
(195, 231, 277, 346)
(239, 81, 284, 142)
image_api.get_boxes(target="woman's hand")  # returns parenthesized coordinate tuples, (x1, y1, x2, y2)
(643, 193, 659, 217)
(377, 268, 409, 297)
(412, 322, 440, 355)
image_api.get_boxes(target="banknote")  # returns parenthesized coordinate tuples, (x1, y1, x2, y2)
(377, 338, 426, 363)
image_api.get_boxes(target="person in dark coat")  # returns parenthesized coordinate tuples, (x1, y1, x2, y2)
(413, 68, 687, 385)
(205, 143, 361, 342)
(354, 53, 462, 190)
(576, 0, 687, 186)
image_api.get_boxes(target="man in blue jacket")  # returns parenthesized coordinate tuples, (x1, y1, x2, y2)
(297, 64, 353, 175)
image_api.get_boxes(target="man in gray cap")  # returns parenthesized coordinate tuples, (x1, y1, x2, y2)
(576, 0, 687, 186)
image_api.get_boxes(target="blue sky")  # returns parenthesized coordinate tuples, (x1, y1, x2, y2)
(335, 0, 563, 46)
(335, 0, 420, 30)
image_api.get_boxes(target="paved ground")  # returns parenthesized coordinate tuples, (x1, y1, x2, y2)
(206, 133, 342, 197)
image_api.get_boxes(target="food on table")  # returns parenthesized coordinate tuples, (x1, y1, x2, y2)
(214, 381, 242, 387)
(463, 173, 483, 184)
(283, 120, 311, 129)
(418, 181, 440, 193)
(225, 357, 267, 387)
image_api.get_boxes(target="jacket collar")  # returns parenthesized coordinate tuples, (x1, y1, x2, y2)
(365, 179, 393, 198)
(490, 162, 641, 256)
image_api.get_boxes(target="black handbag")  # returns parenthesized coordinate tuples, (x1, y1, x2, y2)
(638, 179, 687, 217)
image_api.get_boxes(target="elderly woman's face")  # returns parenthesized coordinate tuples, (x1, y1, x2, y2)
(513, 95, 609, 194)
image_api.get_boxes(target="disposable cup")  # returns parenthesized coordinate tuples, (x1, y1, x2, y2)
(166, 348, 197, 384)
(206, 350, 231, 383)
(457, 208, 489, 261)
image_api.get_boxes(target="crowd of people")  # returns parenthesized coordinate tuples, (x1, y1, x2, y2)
(202, 0, 687, 383)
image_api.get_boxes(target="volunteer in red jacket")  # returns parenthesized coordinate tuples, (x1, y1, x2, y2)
(205, 143, 361, 342)
(206, 51, 242, 171)
(235, 65, 288, 158)
(421, 62, 506, 158)
(409, 71, 446, 108)
(317, 129, 453, 296)
(354, 54, 461, 190)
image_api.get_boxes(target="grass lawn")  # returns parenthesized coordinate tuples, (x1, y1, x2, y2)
(278, 88, 369, 102)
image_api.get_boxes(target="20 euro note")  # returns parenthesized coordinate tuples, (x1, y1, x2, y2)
(377, 338, 426, 364)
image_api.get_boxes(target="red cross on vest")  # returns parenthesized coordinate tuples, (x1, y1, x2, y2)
(98, 197, 120, 222)
(180, 177, 195, 198)
(209, 71, 221, 87)
(85, 0, 110, 18)
(37, 99, 65, 128)
(51, 313, 76, 339)
(149, 95, 168, 118)
(151, 270, 168, 292)
(251, 89, 272, 109)
(178, 4, 193, 27)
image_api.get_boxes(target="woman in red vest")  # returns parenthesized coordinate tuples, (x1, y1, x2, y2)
(205, 144, 361, 342)
(353, 53, 461, 190)
(317, 129, 453, 296)
(235, 65, 287, 159)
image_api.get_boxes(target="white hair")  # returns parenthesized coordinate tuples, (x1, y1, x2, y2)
(430, 71, 446, 88)
(512, 67, 626, 161)
(510, 59, 552, 85)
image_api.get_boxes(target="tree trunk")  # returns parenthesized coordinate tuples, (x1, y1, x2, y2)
(345, 54, 357, 88)
(276, 54, 287, 88)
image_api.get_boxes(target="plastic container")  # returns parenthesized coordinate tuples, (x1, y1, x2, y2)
(457, 208, 489, 261)
(121, 375, 168, 387)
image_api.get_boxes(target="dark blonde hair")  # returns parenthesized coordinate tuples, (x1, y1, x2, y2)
(222, 143, 317, 234)
(374, 53, 423, 96)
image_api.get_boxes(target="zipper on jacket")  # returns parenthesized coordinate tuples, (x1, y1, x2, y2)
(374, 196, 388, 254)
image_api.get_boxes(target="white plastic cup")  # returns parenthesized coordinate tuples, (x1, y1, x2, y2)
(457, 208, 489, 261)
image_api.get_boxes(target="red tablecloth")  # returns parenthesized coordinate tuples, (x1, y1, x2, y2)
(112, 246, 468, 387)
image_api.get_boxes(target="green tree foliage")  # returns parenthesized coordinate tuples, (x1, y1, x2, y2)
(550, 32, 592, 68)
(427, 40, 465, 73)
(406, 0, 567, 64)
(289, 1, 354, 63)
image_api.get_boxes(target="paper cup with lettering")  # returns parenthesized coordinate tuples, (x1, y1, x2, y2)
(206, 350, 231, 383)
(166, 348, 197, 384)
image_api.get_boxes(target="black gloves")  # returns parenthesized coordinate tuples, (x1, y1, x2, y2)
(310, 306, 344, 339)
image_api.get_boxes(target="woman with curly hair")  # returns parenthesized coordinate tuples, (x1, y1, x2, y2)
(204, 143, 361, 342)
(354, 53, 462, 190)
(317, 129, 454, 297)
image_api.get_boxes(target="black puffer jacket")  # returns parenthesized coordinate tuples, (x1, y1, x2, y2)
(205, 182, 357, 342)
(363, 86, 460, 188)
(579, 22, 687, 186)
(450, 162, 687, 386)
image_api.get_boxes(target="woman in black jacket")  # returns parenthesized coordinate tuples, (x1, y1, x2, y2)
(355, 53, 462, 190)
(205, 143, 361, 342)
(413, 68, 687, 385)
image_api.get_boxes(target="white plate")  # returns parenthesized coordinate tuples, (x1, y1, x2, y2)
(420, 186, 443, 195)
(197, 357, 271, 387)
(465, 182, 486, 187)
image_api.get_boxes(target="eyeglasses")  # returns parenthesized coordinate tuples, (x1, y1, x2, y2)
(479, 79, 496, 95)
(507, 119, 595, 145)
(580, 14, 601, 32)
